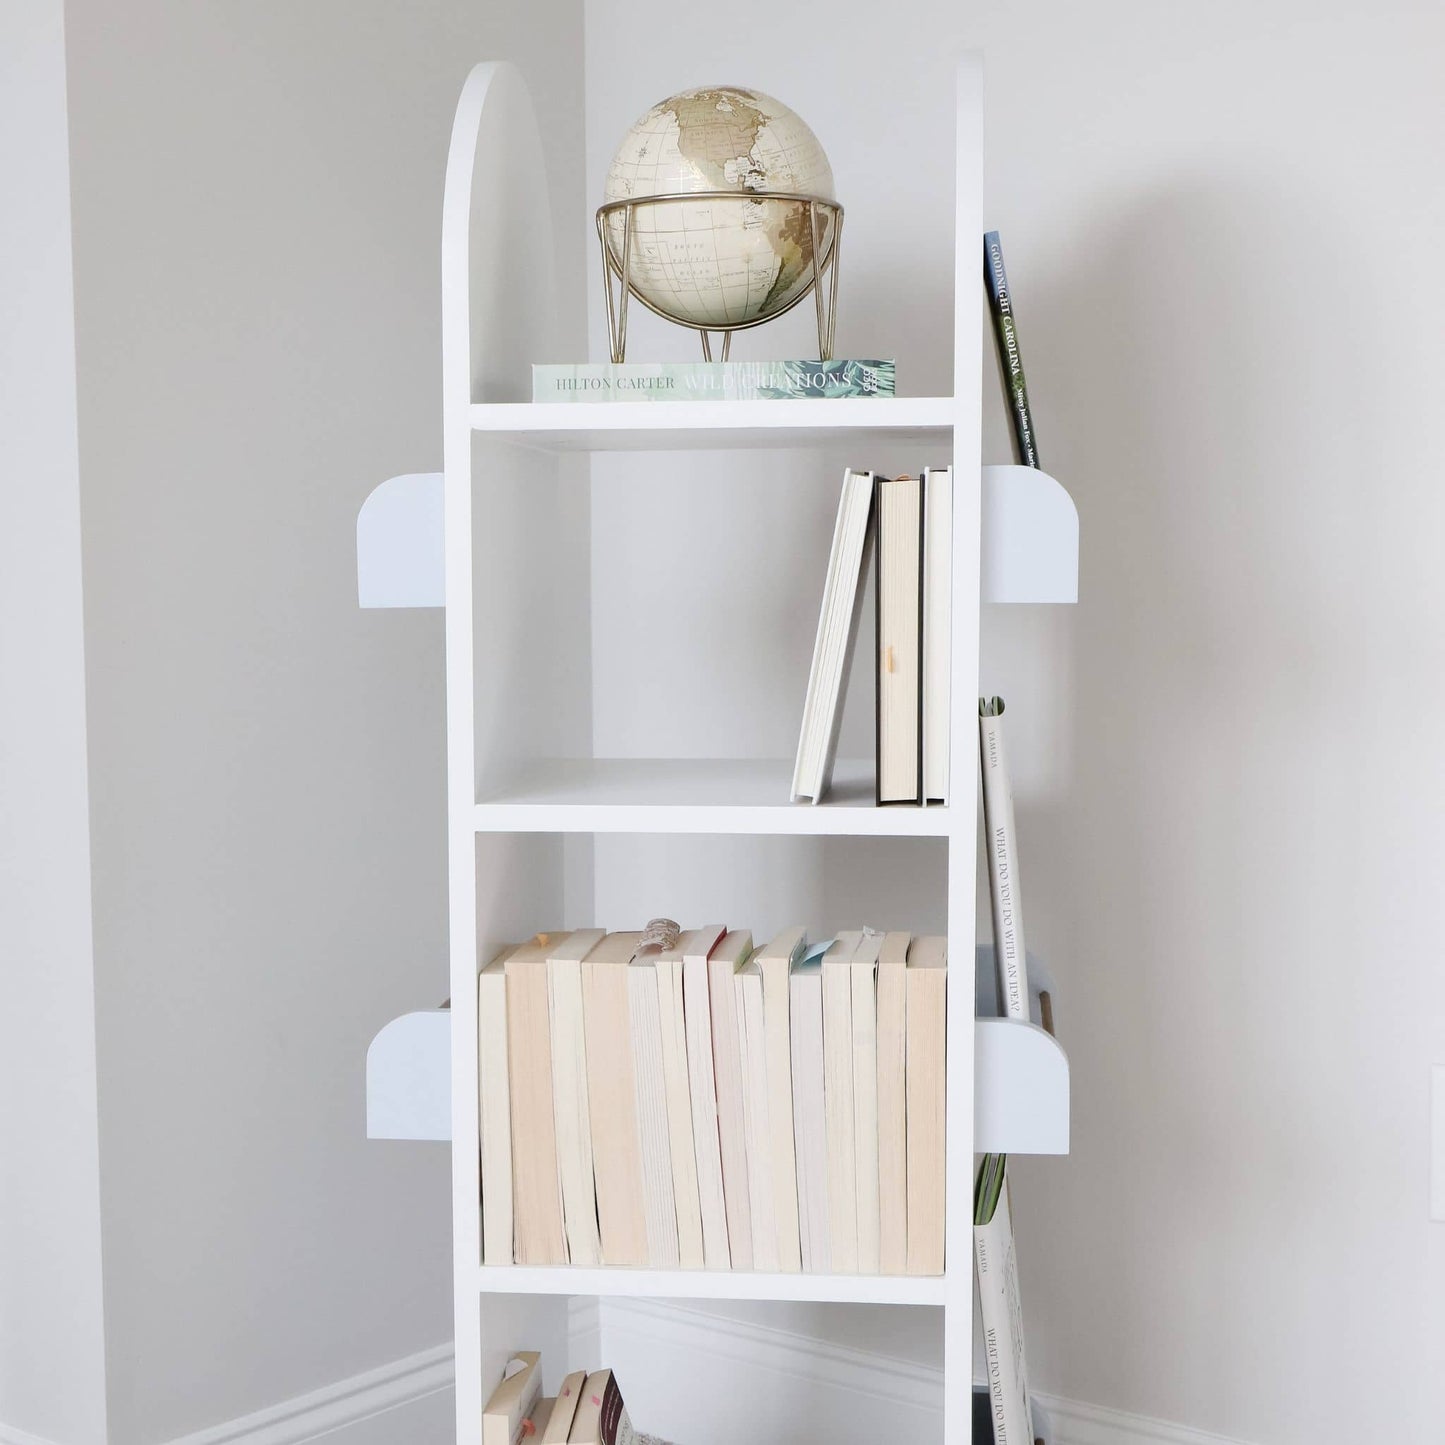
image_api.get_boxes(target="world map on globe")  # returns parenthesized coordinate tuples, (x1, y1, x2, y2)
(602, 86, 837, 332)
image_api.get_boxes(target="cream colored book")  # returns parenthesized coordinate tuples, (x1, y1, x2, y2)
(980, 698, 1029, 1018)
(482, 1350, 541, 1445)
(789, 942, 829, 1273)
(628, 954, 680, 1268)
(905, 935, 947, 1275)
(478, 945, 517, 1266)
(507, 933, 569, 1265)
(707, 928, 754, 1270)
(547, 928, 605, 1268)
(876, 931, 910, 1275)
(735, 956, 777, 1271)
(655, 928, 712, 1270)
(822, 930, 861, 1272)
(755, 925, 806, 1273)
(681, 924, 729, 1269)
(975, 1167, 1034, 1445)
(922, 466, 952, 803)
(581, 931, 647, 1267)
(850, 929, 884, 1273)
(542, 1371, 587, 1444)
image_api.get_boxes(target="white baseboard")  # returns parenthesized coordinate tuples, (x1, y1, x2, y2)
(0, 1424, 65, 1445)
(591, 1298, 1255, 1445)
(158, 1342, 454, 1445)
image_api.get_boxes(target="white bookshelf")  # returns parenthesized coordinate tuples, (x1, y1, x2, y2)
(362, 55, 1076, 1445)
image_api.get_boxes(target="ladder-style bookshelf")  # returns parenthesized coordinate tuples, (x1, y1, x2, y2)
(361, 55, 1077, 1445)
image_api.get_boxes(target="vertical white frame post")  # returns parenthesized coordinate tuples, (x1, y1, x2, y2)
(944, 54, 984, 1445)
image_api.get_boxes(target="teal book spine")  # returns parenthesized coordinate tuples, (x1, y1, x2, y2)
(532, 358, 896, 402)
(983, 232, 1039, 468)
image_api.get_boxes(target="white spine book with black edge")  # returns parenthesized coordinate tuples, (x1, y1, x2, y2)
(979, 697, 1030, 1018)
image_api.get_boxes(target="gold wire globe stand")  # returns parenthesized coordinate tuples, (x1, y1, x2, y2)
(595, 191, 843, 364)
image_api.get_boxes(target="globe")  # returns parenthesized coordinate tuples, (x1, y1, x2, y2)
(602, 86, 837, 333)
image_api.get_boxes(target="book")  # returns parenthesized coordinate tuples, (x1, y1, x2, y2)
(789, 940, 830, 1273)
(543, 1372, 587, 1444)
(905, 935, 947, 1275)
(791, 468, 876, 804)
(478, 945, 517, 1266)
(876, 473, 924, 804)
(567, 1368, 675, 1445)
(547, 928, 606, 1268)
(850, 929, 884, 1273)
(875, 930, 910, 1275)
(755, 925, 807, 1272)
(653, 928, 709, 1270)
(979, 698, 1030, 1019)
(983, 231, 1039, 467)
(975, 1162, 1035, 1445)
(922, 466, 952, 804)
(681, 924, 730, 1269)
(482, 1350, 542, 1445)
(506, 933, 569, 1265)
(707, 929, 755, 1270)
(822, 930, 861, 1271)
(533, 358, 896, 403)
(734, 955, 777, 1271)
(581, 931, 648, 1266)
(628, 952, 681, 1268)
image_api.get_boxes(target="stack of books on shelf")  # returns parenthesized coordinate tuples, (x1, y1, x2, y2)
(478, 921, 947, 1276)
(484, 1353, 669, 1445)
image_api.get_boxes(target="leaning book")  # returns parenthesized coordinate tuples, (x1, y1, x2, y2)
(533, 359, 896, 402)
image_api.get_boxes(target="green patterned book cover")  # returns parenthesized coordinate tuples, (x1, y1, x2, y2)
(532, 359, 895, 402)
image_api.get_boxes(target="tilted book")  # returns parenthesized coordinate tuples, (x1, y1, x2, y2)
(983, 231, 1039, 467)
(975, 1163, 1035, 1445)
(979, 698, 1030, 1019)
(680, 924, 731, 1269)
(477, 945, 517, 1266)
(533, 358, 895, 403)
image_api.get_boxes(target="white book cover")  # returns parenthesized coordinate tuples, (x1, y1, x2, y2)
(975, 1172, 1035, 1445)
(789, 941, 830, 1273)
(756, 926, 806, 1272)
(923, 466, 952, 803)
(654, 933, 705, 1270)
(980, 699, 1030, 1018)
(708, 931, 754, 1271)
(850, 929, 883, 1273)
(628, 961, 680, 1268)
(875, 931, 909, 1276)
(821, 930, 861, 1272)
(735, 960, 778, 1271)
(477, 948, 514, 1266)
(791, 469, 875, 803)
(681, 924, 730, 1269)
(547, 929, 605, 1267)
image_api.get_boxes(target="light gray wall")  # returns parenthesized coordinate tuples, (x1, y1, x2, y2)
(0, 1, 109, 1439)
(583, 3, 1445, 1441)
(60, 4, 583, 1441)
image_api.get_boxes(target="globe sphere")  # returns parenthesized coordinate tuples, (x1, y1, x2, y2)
(602, 86, 836, 332)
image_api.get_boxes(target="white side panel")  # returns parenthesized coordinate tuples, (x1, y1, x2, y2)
(357, 473, 445, 609)
(981, 464, 1079, 604)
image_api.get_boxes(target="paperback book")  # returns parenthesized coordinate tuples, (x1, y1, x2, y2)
(983, 231, 1039, 467)
(974, 1157, 1035, 1445)
(533, 358, 896, 403)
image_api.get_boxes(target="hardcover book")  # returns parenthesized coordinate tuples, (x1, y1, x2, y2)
(983, 231, 1039, 467)
(533, 359, 896, 403)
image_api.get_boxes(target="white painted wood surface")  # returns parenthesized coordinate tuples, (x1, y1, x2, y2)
(356, 472, 444, 608)
(365, 1010, 450, 1140)
(982, 463, 1079, 604)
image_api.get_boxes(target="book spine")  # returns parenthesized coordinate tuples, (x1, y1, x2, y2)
(983, 232, 1040, 468)
(682, 955, 731, 1270)
(979, 699, 1030, 1019)
(532, 359, 896, 403)
(974, 1175, 1035, 1445)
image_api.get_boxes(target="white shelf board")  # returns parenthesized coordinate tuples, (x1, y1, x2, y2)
(469, 396, 955, 452)
(473, 758, 954, 837)
(476, 1264, 945, 1306)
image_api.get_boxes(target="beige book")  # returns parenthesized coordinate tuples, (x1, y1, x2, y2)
(566, 1369, 613, 1445)
(877, 473, 923, 803)
(542, 1371, 587, 1444)
(547, 929, 606, 1267)
(822, 931, 861, 1272)
(754, 925, 806, 1272)
(507, 933, 569, 1265)
(681, 924, 729, 1269)
(581, 931, 647, 1267)
(789, 944, 829, 1273)
(482, 1350, 541, 1445)
(628, 954, 680, 1268)
(655, 928, 712, 1270)
(707, 929, 754, 1270)
(850, 930, 884, 1273)
(735, 957, 777, 1271)
(876, 931, 910, 1275)
(478, 945, 517, 1266)
(905, 934, 947, 1275)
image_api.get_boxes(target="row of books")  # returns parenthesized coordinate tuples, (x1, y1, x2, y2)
(484, 1352, 667, 1445)
(478, 923, 948, 1276)
(791, 465, 952, 806)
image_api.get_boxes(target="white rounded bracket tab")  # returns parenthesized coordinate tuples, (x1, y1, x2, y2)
(982, 464, 1079, 604)
(357, 472, 444, 609)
